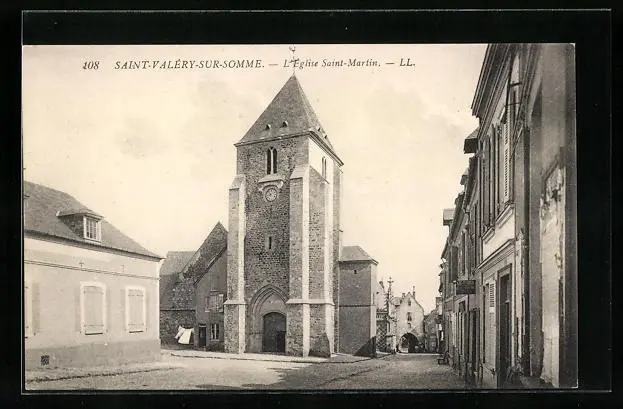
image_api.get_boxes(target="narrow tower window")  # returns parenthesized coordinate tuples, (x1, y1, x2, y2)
(266, 147, 278, 175)
(322, 157, 327, 178)
(265, 235, 274, 251)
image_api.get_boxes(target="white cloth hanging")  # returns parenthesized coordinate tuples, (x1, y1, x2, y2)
(178, 327, 194, 345)
(174, 325, 185, 340)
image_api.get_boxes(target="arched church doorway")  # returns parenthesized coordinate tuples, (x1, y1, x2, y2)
(262, 312, 286, 353)
(400, 333, 422, 353)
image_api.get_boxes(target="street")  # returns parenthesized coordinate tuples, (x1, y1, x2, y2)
(26, 352, 467, 390)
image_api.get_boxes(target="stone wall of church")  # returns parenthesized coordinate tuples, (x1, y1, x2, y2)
(332, 160, 342, 351)
(309, 168, 326, 299)
(236, 137, 308, 301)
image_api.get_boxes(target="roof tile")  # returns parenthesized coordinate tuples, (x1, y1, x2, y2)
(24, 181, 161, 259)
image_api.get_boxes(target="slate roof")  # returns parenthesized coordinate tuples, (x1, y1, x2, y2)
(236, 75, 338, 158)
(442, 208, 454, 226)
(23, 181, 161, 259)
(340, 245, 378, 264)
(160, 222, 228, 310)
(160, 251, 196, 276)
(159, 251, 195, 306)
(182, 222, 228, 280)
(463, 127, 479, 154)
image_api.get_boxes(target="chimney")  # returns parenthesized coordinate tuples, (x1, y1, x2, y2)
(412, 286, 416, 297)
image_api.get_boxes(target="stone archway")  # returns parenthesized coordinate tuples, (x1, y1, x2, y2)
(247, 284, 287, 353)
(400, 332, 422, 353)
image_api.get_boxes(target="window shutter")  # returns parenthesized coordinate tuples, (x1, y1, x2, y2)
(84, 285, 105, 334)
(32, 283, 40, 334)
(106, 286, 111, 333)
(484, 140, 491, 226)
(503, 119, 511, 203)
(75, 286, 82, 332)
(24, 282, 32, 337)
(122, 288, 127, 331)
(145, 291, 149, 331)
(489, 282, 496, 311)
(218, 294, 224, 312)
(128, 288, 145, 332)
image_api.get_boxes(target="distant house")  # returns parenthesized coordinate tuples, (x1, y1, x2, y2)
(160, 223, 228, 350)
(338, 245, 378, 356)
(423, 310, 439, 353)
(23, 181, 162, 370)
(158, 251, 196, 344)
(393, 289, 425, 352)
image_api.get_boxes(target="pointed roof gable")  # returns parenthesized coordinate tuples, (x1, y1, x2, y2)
(236, 75, 339, 160)
(182, 222, 228, 280)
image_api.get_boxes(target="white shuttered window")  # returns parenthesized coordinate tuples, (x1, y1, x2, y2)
(503, 115, 511, 203)
(81, 283, 106, 335)
(126, 286, 146, 333)
(24, 281, 33, 338)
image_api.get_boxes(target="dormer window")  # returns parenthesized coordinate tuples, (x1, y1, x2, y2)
(266, 147, 277, 175)
(282, 121, 288, 127)
(84, 216, 101, 242)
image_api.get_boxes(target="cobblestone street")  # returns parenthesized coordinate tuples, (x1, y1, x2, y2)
(26, 351, 467, 390)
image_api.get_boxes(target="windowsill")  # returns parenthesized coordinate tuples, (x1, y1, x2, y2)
(258, 173, 285, 184)
(482, 226, 495, 242)
(84, 237, 102, 244)
(495, 202, 514, 226)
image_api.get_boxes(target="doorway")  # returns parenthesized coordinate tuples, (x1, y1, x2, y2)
(262, 312, 286, 353)
(197, 324, 207, 348)
(498, 274, 512, 387)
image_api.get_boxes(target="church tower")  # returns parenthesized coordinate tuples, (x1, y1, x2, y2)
(224, 75, 343, 356)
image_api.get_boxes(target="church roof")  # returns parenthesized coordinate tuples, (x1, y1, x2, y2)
(182, 222, 228, 280)
(160, 251, 196, 276)
(340, 245, 378, 265)
(160, 222, 228, 310)
(236, 75, 339, 159)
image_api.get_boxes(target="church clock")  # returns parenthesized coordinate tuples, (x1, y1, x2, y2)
(264, 186, 278, 202)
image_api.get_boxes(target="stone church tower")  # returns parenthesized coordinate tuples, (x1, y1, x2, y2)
(224, 75, 343, 356)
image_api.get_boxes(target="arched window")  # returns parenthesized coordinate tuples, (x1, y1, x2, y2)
(266, 148, 278, 175)
(321, 157, 327, 178)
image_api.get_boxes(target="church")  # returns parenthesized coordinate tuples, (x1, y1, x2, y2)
(224, 74, 381, 357)
(161, 74, 379, 357)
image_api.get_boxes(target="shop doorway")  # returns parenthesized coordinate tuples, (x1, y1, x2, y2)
(498, 274, 512, 387)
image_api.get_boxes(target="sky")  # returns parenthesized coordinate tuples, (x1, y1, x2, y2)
(22, 44, 487, 312)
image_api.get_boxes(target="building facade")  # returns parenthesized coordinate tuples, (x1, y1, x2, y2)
(439, 43, 577, 389)
(160, 223, 228, 351)
(24, 181, 162, 370)
(159, 251, 195, 344)
(393, 290, 425, 352)
(338, 246, 378, 356)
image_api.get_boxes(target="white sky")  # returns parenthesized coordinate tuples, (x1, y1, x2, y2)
(22, 44, 487, 312)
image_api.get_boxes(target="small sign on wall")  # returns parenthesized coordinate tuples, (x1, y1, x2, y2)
(456, 280, 476, 295)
